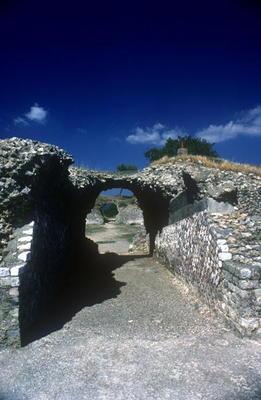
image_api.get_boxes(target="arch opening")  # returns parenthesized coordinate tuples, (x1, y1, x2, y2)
(85, 189, 147, 256)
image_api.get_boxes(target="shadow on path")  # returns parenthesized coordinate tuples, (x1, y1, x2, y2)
(24, 238, 148, 345)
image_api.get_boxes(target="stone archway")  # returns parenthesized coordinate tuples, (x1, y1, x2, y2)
(1, 137, 260, 347)
(16, 168, 172, 345)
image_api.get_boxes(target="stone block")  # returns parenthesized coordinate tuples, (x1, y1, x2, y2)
(218, 244, 229, 252)
(239, 280, 259, 290)
(10, 264, 25, 276)
(17, 242, 31, 251)
(219, 252, 232, 261)
(0, 267, 10, 277)
(22, 228, 33, 235)
(223, 261, 258, 280)
(0, 277, 11, 286)
(217, 239, 227, 246)
(9, 287, 19, 297)
(18, 236, 32, 243)
(9, 308, 18, 318)
(239, 268, 252, 279)
(10, 277, 19, 287)
(18, 251, 30, 262)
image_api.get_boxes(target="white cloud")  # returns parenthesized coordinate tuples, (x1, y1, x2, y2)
(13, 117, 29, 126)
(25, 103, 48, 123)
(126, 123, 185, 145)
(196, 106, 261, 143)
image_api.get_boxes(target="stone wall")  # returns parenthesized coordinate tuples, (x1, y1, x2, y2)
(150, 159, 261, 337)
(0, 222, 34, 347)
(0, 138, 80, 347)
(155, 209, 261, 337)
(155, 212, 222, 303)
(0, 137, 72, 254)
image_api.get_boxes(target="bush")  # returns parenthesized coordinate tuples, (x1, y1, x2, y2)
(100, 203, 118, 218)
(116, 163, 138, 172)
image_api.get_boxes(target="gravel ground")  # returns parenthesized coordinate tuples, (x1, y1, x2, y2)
(86, 222, 141, 254)
(0, 225, 260, 400)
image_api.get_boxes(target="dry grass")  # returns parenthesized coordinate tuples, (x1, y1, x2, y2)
(152, 155, 261, 176)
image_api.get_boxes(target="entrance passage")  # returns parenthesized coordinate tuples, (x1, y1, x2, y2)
(21, 209, 225, 346)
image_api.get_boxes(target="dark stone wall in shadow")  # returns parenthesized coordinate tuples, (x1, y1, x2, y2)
(19, 157, 79, 345)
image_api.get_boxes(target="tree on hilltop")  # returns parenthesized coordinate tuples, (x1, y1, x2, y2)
(144, 136, 219, 162)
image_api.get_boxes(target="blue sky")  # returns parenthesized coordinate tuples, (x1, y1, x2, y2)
(0, 0, 261, 169)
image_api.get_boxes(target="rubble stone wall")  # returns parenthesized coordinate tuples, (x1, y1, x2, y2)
(155, 210, 261, 337)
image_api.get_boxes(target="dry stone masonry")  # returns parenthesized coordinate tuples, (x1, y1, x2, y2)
(152, 162, 261, 337)
(0, 137, 260, 347)
(0, 221, 34, 347)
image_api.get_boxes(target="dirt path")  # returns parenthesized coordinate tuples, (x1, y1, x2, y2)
(86, 222, 142, 254)
(0, 224, 260, 399)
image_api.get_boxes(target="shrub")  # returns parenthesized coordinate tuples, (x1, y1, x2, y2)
(116, 163, 138, 172)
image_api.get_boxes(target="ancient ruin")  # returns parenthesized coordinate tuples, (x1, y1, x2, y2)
(0, 137, 260, 347)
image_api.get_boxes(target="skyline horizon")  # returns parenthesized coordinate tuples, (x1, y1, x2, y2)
(1, 0, 261, 168)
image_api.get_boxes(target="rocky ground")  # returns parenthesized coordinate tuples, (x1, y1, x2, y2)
(0, 223, 260, 400)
